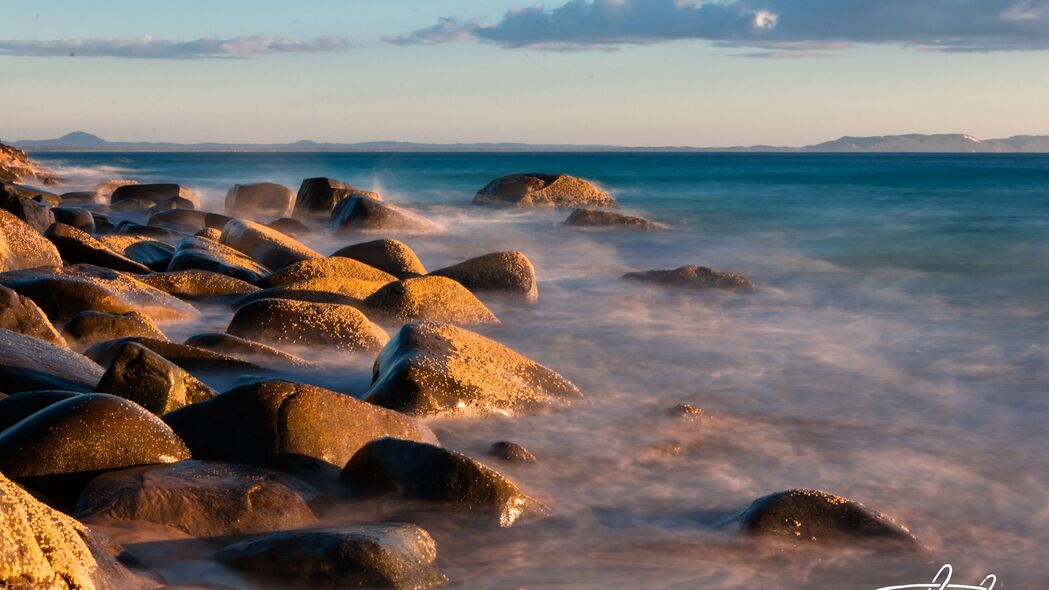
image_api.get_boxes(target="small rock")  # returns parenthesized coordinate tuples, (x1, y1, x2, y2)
(623, 265, 755, 292)
(332, 238, 427, 279)
(488, 441, 537, 463)
(95, 341, 216, 414)
(266, 216, 309, 237)
(137, 270, 260, 299)
(183, 332, 316, 371)
(52, 206, 97, 232)
(669, 403, 705, 419)
(363, 276, 498, 325)
(227, 298, 389, 351)
(0, 182, 55, 232)
(84, 336, 267, 380)
(194, 226, 222, 241)
(45, 222, 152, 274)
(564, 208, 665, 230)
(167, 236, 272, 283)
(0, 328, 103, 392)
(100, 236, 175, 271)
(294, 177, 377, 218)
(147, 209, 231, 233)
(429, 251, 538, 302)
(474, 173, 617, 208)
(62, 310, 167, 350)
(263, 255, 396, 288)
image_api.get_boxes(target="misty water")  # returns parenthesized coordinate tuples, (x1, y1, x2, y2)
(37, 152, 1049, 588)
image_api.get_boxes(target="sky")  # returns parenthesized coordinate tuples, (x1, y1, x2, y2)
(1, 0, 1048, 146)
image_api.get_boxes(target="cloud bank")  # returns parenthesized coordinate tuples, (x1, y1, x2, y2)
(387, 0, 1049, 54)
(0, 36, 349, 59)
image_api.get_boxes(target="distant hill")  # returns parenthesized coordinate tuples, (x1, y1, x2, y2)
(13, 131, 1049, 153)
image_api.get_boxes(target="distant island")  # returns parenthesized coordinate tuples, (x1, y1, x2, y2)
(12, 131, 1049, 153)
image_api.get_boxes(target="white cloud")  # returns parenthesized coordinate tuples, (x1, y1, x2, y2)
(0, 36, 350, 59)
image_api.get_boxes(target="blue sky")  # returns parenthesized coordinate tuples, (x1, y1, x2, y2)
(1, 0, 1047, 146)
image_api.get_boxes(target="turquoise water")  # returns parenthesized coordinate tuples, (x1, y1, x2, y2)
(36, 152, 1049, 588)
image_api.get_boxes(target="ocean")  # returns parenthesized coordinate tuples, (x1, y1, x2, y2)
(34, 151, 1049, 588)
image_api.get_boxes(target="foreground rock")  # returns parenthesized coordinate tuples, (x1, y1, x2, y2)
(96, 341, 216, 414)
(329, 196, 437, 233)
(220, 218, 320, 270)
(0, 284, 67, 347)
(332, 238, 427, 278)
(564, 208, 665, 230)
(45, 223, 151, 274)
(0, 391, 80, 432)
(76, 460, 319, 538)
(164, 381, 438, 469)
(62, 310, 167, 350)
(225, 182, 296, 218)
(622, 265, 755, 292)
(265, 255, 396, 287)
(341, 439, 548, 527)
(294, 177, 379, 218)
(215, 523, 444, 590)
(183, 332, 315, 371)
(0, 209, 62, 271)
(99, 236, 174, 272)
(363, 276, 497, 325)
(0, 182, 55, 232)
(167, 236, 271, 283)
(52, 206, 97, 232)
(0, 328, 102, 392)
(230, 284, 374, 311)
(85, 337, 267, 380)
(228, 298, 389, 351)
(731, 489, 919, 549)
(367, 322, 580, 417)
(137, 269, 259, 299)
(474, 173, 617, 208)
(430, 251, 538, 302)
(111, 183, 200, 208)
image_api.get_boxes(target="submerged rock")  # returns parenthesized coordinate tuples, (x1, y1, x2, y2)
(328, 196, 437, 233)
(332, 238, 427, 279)
(488, 441, 537, 463)
(214, 523, 444, 590)
(363, 276, 498, 326)
(0, 284, 67, 347)
(366, 322, 581, 417)
(341, 438, 548, 527)
(225, 182, 296, 219)
(622, 265, 755, 292)
(111, 183, 200, 208)
(183, 332, 316, 371)
(220, 218, 320, 270)
(294, 177, 378, 218)
(137, 269, 259, 299)
(0, 328, 103, 392)
(0, 391, 81, 433)
(429, 251, 538, 302)
(95, 341, 216, 414)
(62, 310, 167, 350)
(0, 209, 62, 271)
(45, 223, 152, 274)
(564, 208, 665, 230)
(167, 236, 271, 283)
(227, 298, 389, 351)
(474, 173, 617, 208)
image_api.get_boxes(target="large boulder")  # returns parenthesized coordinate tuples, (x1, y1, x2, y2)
(220, 218, 320, 270)
(45, 223, 152, 274)
(363, 276, 498, 326)
(95, 341, 216, 414)
(225, 182, 296, 219)
(328, 196, 437, 233)
(264, 256, 396, 288)
(366, 322, 581, 417)
(294, 177, 379, 218)
(730, 489, 919, 549)
(183, 332, 316, 372)
(332, 238, 427, 279)
(62, 310, 167, 350)
(0, 182, 55, 232)
(0, 209, 62, 271)
(0, 390, 81, 432)
(622, 265, 755, 292)
(99, 236, 174, 272)
(429, 251, 538, 302)
(52, 206, 97, 232)
(0, 328, 103, 392)
(167, 236, 271, 283)
(111, 183, 200, 208)
(164, 380, 438, 469)
(76, 460, 319, 538)
(214, 523, 444, 590)
(227, 298, 389, 351)
(473, 173, 617, 208)
(341, 438, 548, 528)
(0, 284, 66, 347)
(564, 208, 665, 230)
(0, 142, 55, 183)
(136, 270, 259, 299)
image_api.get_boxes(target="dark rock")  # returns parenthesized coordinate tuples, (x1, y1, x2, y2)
(329, 196, 437, 233)
(116, 220, 181, 239)
(220, 218, 320, 270)
(214, 523, 444, 590)
(60, 190, 106, 205)
(109, 198, 156, 213)
(294, 177, 378, 218)
(85, 337, 266, 380)
(136, 270, 259, 299)
(147, 209, 231, 233)
(429, 251, 538, 302)
(366, 322, 581, 417)
(0, 284, 67, 347)
(146, 195, 197, 215)
(564, 208, 665, 229)
(669, 403, 705, 419)
(363, 276, 498, 326)
(267, 217, 309, 237)
(474, 173, 617, 208)
(111, 183, 200, 208)
(62, 310, 167, 350)
(96, 341, 216, 414)
(332, 238, 427, 279)
(183, 332, 315, 371)
(227, 298, 389, 351)
(229, 287, 366, 311)
(102, 237, 175, 271)
(225, 183, 296, 219)
(76, 460, 319, 538)
(341, 438, 548, 527)
(167, 236, 271, 283)
(0, 328, 103, 392)
(622, 265, 755, 292)
(164, 380, 438, 469)
(45, 223, 152, 274)
(0, 390, 80, 433)
(52, 206, 97, 232)
(0, 182, 55, 232)
(488, 441, 537, 463)
(0, 209, 62, 271)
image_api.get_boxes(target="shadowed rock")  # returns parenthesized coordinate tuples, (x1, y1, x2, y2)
(96, 342, 216, 414)
(332, 238, 427, 279)
(147, 209, 232, 233)
(0, 328, 103, 392)
(52, 206, 97, 232)
(228, 298, 389, 351)
(184, 332, 316, 371)
(329, 196, 438, 233)
(100, 236, 175, 272)
(363, 276, 498, 326)
(59, 190, 106, 205)
(474, 173, 617, 208)
(164, 380, 438, 470)
(85, 336, 267, 380)
(214, 523, 445, 590)
(111, 183, 200, 208)
(622, 265, 755, 292)
(488, 441, 537, 463)
(220, 218, 320, 270)
(137, 269, 259, 299)
(45, 223, 152, 274)
(564, 208, 665, 230)
(226, 182, 296, 219)
(0, 209, 62, 271)
(267, 216, 309, 237)
(294, 177, 379, 218)
(0, 182, 55, 232)
(429, 251, 538, 302)
(366, 322, 580, 417)
(230, 286, 366, 312)
(0, 284, 67, 347)
(0, 391, 81, 433)
(62, 310, 167, 350)
(167, 236, 271, 283)
(341, 438, 548, 527)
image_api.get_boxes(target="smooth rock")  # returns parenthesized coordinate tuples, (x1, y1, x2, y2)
(100, 236, 175, 272)
(220, 218, 320, 270)
(0, 328, 103, 392)
(147, 209, 231, 233)
(167, 236, 271, 283)
(264, 256, 396, 288)
(488, 441, 537, 463)
(564, 208, 665, 230)
(85, 337, 266, 380)
(429, 251, 538, 302)
(0, 284, 67, 347)
(332, 238, 427, 279)
(227, 298, 389, 351)
(266, 217, 309, 237)
(225, 182, 296, 219)
(0, 390, 81, 433)
(62, 310, 167, 350)
(137, 270, 259, 299)
(622, 265, 755, 292)
(473, 173, 617, 208)
(0, 182, 55, 232)
(183, 332, 315, 371)
(60, 190, 106, 205)
(363, 276, 497, 325)
(52, 206, 97, 232)
(328, 196, 437, 233)
(45, 223, 152, 274)
(96, 342, 216, 414)
(0, 209, 62, 271)
(294, 177, 378, 218)
(111, 183, 200, 208)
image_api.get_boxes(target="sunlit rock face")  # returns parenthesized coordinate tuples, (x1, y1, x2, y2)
(473, 173, 617, 208)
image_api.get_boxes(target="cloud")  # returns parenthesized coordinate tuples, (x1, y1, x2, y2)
(0, 36, 350, 59)
(389, 0, 1049, 54)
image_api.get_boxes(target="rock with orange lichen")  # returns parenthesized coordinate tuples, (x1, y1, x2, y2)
(227, 298, 388, 351)
(363, 276, 497, 326)
(0, 209, 63, 271)
(429, 251, 538, 302)
(366, 322, 581, 417)
(331, 238, 427, 279)
(473, 173, 617, 208)
(220, 218, 320, 270)
(136, 270, 259, 299)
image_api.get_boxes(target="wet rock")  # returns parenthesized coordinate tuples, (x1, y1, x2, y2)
(147, 209, 231, 233)
(564, 208, 665, 230)
(230, 286, 367, 311)
(474, 173, 617, 208)
(228, 298, 389, 351)
(111, 183, 200, 208)
(85, 337, 267, 380)
(45, 223, 152, 274)
(62, 310, 167, 350)
(109, 198, 156, 213)
(52, 206, 97, 232)
(116, 220, 181, 239)
(146, 195, 197, 215)
(0, 209, 62, 271)
(167, 236, 271, 283)
(488, 441, 537, 463)
(164, 380, 438, 469)
(366, 322, 581, 417)
(0, 284, 67, 347)
(429, 251, 538, 302)
(341, 439, 548, 527)
(0, 328, 103, 392)
(294, 177, 378, 218)
(622, 265, 755, 292)
(264, 255, 396, 287)
(137, 270, 259, 299)
(183, 332, 316, 371)
(731, 489, 919, 549)
(214, 523, 444, 590)
(669, 403, 706, 419)
(328, 196, 438, 233)
(363, 276, 498, 326)
(225, 182, 296, 219)
(100, 236, 175, 272)
(220, 218, 320, 270)
(60, 190, 106, 205)
(76, 460, 319, 538)
(96, 341, 216, 414)
(332, 238, 427, 279)
(0, 182, 55, 232)
(267, 216, 309, 237)
(195, 227, 222, 241)
(0, 391, 81, 433)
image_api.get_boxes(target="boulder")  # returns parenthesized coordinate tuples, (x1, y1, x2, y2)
(194, 227, 222, 241)
(0, 391, 81, 433)
(220, 218, 320, 270)
(0, 284, 67, 347)
(564, 208, 665, 229)
(341, 439, 548, 527)
(145, 195, 197, 214)
(225, 182, 296, 218)
(622, 265, 755, 292)
(85, 337, 267, 380)
(167, 236, 271, 283)
(473, 173, 617, 208)
(332, 238, 427, 279)
(0, 142, 55, 183)
(264, 255, 396, 288)
(62, 310, 167, 350)
(0, 209, 62, 271)
(366, 322, 581, 417)
(488, 441, 537, 463)
(363, 276, 498, 326)
(294, 177, 379, 218)
(229, 286, 368, 311)
(214, 523, 444, 590)
(115, 220, 179, 238)
(59, 190, 106, 206)
(227, 299, 389, 351)
(45, 223, 152, 274)
(52, 206, 97, 232)
(111, 183, 200, 208)
(76, 460, 319, 538)
(267, 217, 309, 237)
(183, 332, 315, 371)
(95, 342, 216, 414)
(147, 209, 231, 233)
(0, 182, 55, 232)
(164, 380, 438, 469)
(429, 251, 538, 302)
(136, 270, 259, 299)
(731, 489, 919, 549)
(329, 196, 438, 233)
(0, 328, 103, 393)
(99, 236, 175, 272)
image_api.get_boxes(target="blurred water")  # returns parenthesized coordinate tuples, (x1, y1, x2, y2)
(36, 152, 1049, 589)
